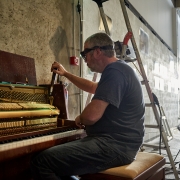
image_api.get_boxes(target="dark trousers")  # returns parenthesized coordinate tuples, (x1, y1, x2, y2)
(31, 136, 133, 180)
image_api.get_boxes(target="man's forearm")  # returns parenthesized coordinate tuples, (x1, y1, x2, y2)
(79, 99, 108, 126)
(64, 71, 97, 93)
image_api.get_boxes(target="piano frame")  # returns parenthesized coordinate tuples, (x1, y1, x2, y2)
(0, 51, 85, 179)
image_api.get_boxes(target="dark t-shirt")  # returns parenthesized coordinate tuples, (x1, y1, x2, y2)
(86, 60, 145, 159)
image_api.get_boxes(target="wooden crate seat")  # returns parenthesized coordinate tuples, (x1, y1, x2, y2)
(80, 152, 165, 180)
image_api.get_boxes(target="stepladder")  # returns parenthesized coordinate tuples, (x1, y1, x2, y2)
(118, 0, 179, 179)
(91, 0, 180, 179)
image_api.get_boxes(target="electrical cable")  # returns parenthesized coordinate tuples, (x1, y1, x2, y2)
(77, 0, 82, 36)
(152, 92, 163, 155)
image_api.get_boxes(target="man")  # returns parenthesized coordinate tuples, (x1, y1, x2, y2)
(31, 32, 145, 180)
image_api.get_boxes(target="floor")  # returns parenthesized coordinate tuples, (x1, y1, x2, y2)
(143, 126, 180, 180)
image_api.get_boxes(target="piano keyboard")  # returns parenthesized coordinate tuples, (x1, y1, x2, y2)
(0, 129, 84, 152)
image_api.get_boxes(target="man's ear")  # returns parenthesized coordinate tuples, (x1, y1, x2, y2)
(94, 48, 102, 59)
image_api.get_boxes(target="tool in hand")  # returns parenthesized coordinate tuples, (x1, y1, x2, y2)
(49, 68, 57, 105)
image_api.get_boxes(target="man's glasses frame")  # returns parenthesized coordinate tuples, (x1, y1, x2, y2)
(80, 45, 114, 60)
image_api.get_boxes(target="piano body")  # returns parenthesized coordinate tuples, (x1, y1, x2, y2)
(0, 51, 85, 180)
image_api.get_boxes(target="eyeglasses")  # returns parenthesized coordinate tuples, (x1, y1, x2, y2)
(80, 45, 114, 60)
(80, 46, 98, 60)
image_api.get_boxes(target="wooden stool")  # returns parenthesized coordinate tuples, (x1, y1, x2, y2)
(80, 152, 165, 180)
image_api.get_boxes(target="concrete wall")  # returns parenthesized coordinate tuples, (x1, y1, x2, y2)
(0, 0, 81, 119)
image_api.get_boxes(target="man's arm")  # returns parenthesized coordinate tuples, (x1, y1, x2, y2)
(63, 71, 97, 94)
(51, 61, 97, 94)
(75, 99, 109, 127)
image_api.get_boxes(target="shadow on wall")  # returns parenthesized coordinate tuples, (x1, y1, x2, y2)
(49, 26, 70, 62)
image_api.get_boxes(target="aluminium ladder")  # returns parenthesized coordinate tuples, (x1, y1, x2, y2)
(92, 0, 179, 179)
(119, 0, 179, 179)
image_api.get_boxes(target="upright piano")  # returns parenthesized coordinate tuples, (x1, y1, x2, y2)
(0, 50, 85, 180)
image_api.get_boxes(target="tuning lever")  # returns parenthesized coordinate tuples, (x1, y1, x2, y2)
(49, 68, 57, 96)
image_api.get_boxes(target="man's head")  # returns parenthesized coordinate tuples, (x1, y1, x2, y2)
(81, 33, 117, 73)
(84, 32, 115, 58)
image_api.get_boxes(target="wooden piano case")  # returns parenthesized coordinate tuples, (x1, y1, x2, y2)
(0, 51, 85, 180)
(0, 120, 85, 180)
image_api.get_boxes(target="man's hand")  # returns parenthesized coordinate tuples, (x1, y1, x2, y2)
(51, 61, 67, 76)
(75, 115, 85, 129)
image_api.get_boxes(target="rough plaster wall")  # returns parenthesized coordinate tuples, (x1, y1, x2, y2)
(83, 0, 179, 142)
(0, 0, 81, 119)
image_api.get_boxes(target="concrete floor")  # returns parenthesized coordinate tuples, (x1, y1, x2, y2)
(143, 126, 180, 180)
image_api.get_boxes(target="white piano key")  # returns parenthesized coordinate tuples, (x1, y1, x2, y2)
(0, 129, 84, 152)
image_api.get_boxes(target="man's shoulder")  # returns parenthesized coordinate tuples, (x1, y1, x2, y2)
(106, 60, 131, 72)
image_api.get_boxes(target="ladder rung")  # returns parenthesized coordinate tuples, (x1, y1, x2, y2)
(167, 136, 173, 141)
(145, 124, 159, 128)
(141, 80, 149, 85)
(125, 58, 136, 63)
(143, 143, 167, 149)
(145, 103, 152, 107)
(141, 80, 145, 85)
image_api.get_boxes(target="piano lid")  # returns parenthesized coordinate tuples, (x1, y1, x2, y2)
(0, 50, 37, 85)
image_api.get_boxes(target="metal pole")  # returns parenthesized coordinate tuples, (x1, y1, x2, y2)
(77, 0, 83, 113)
(85, 0, 110, 106)
(93, 0, 110, 35)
